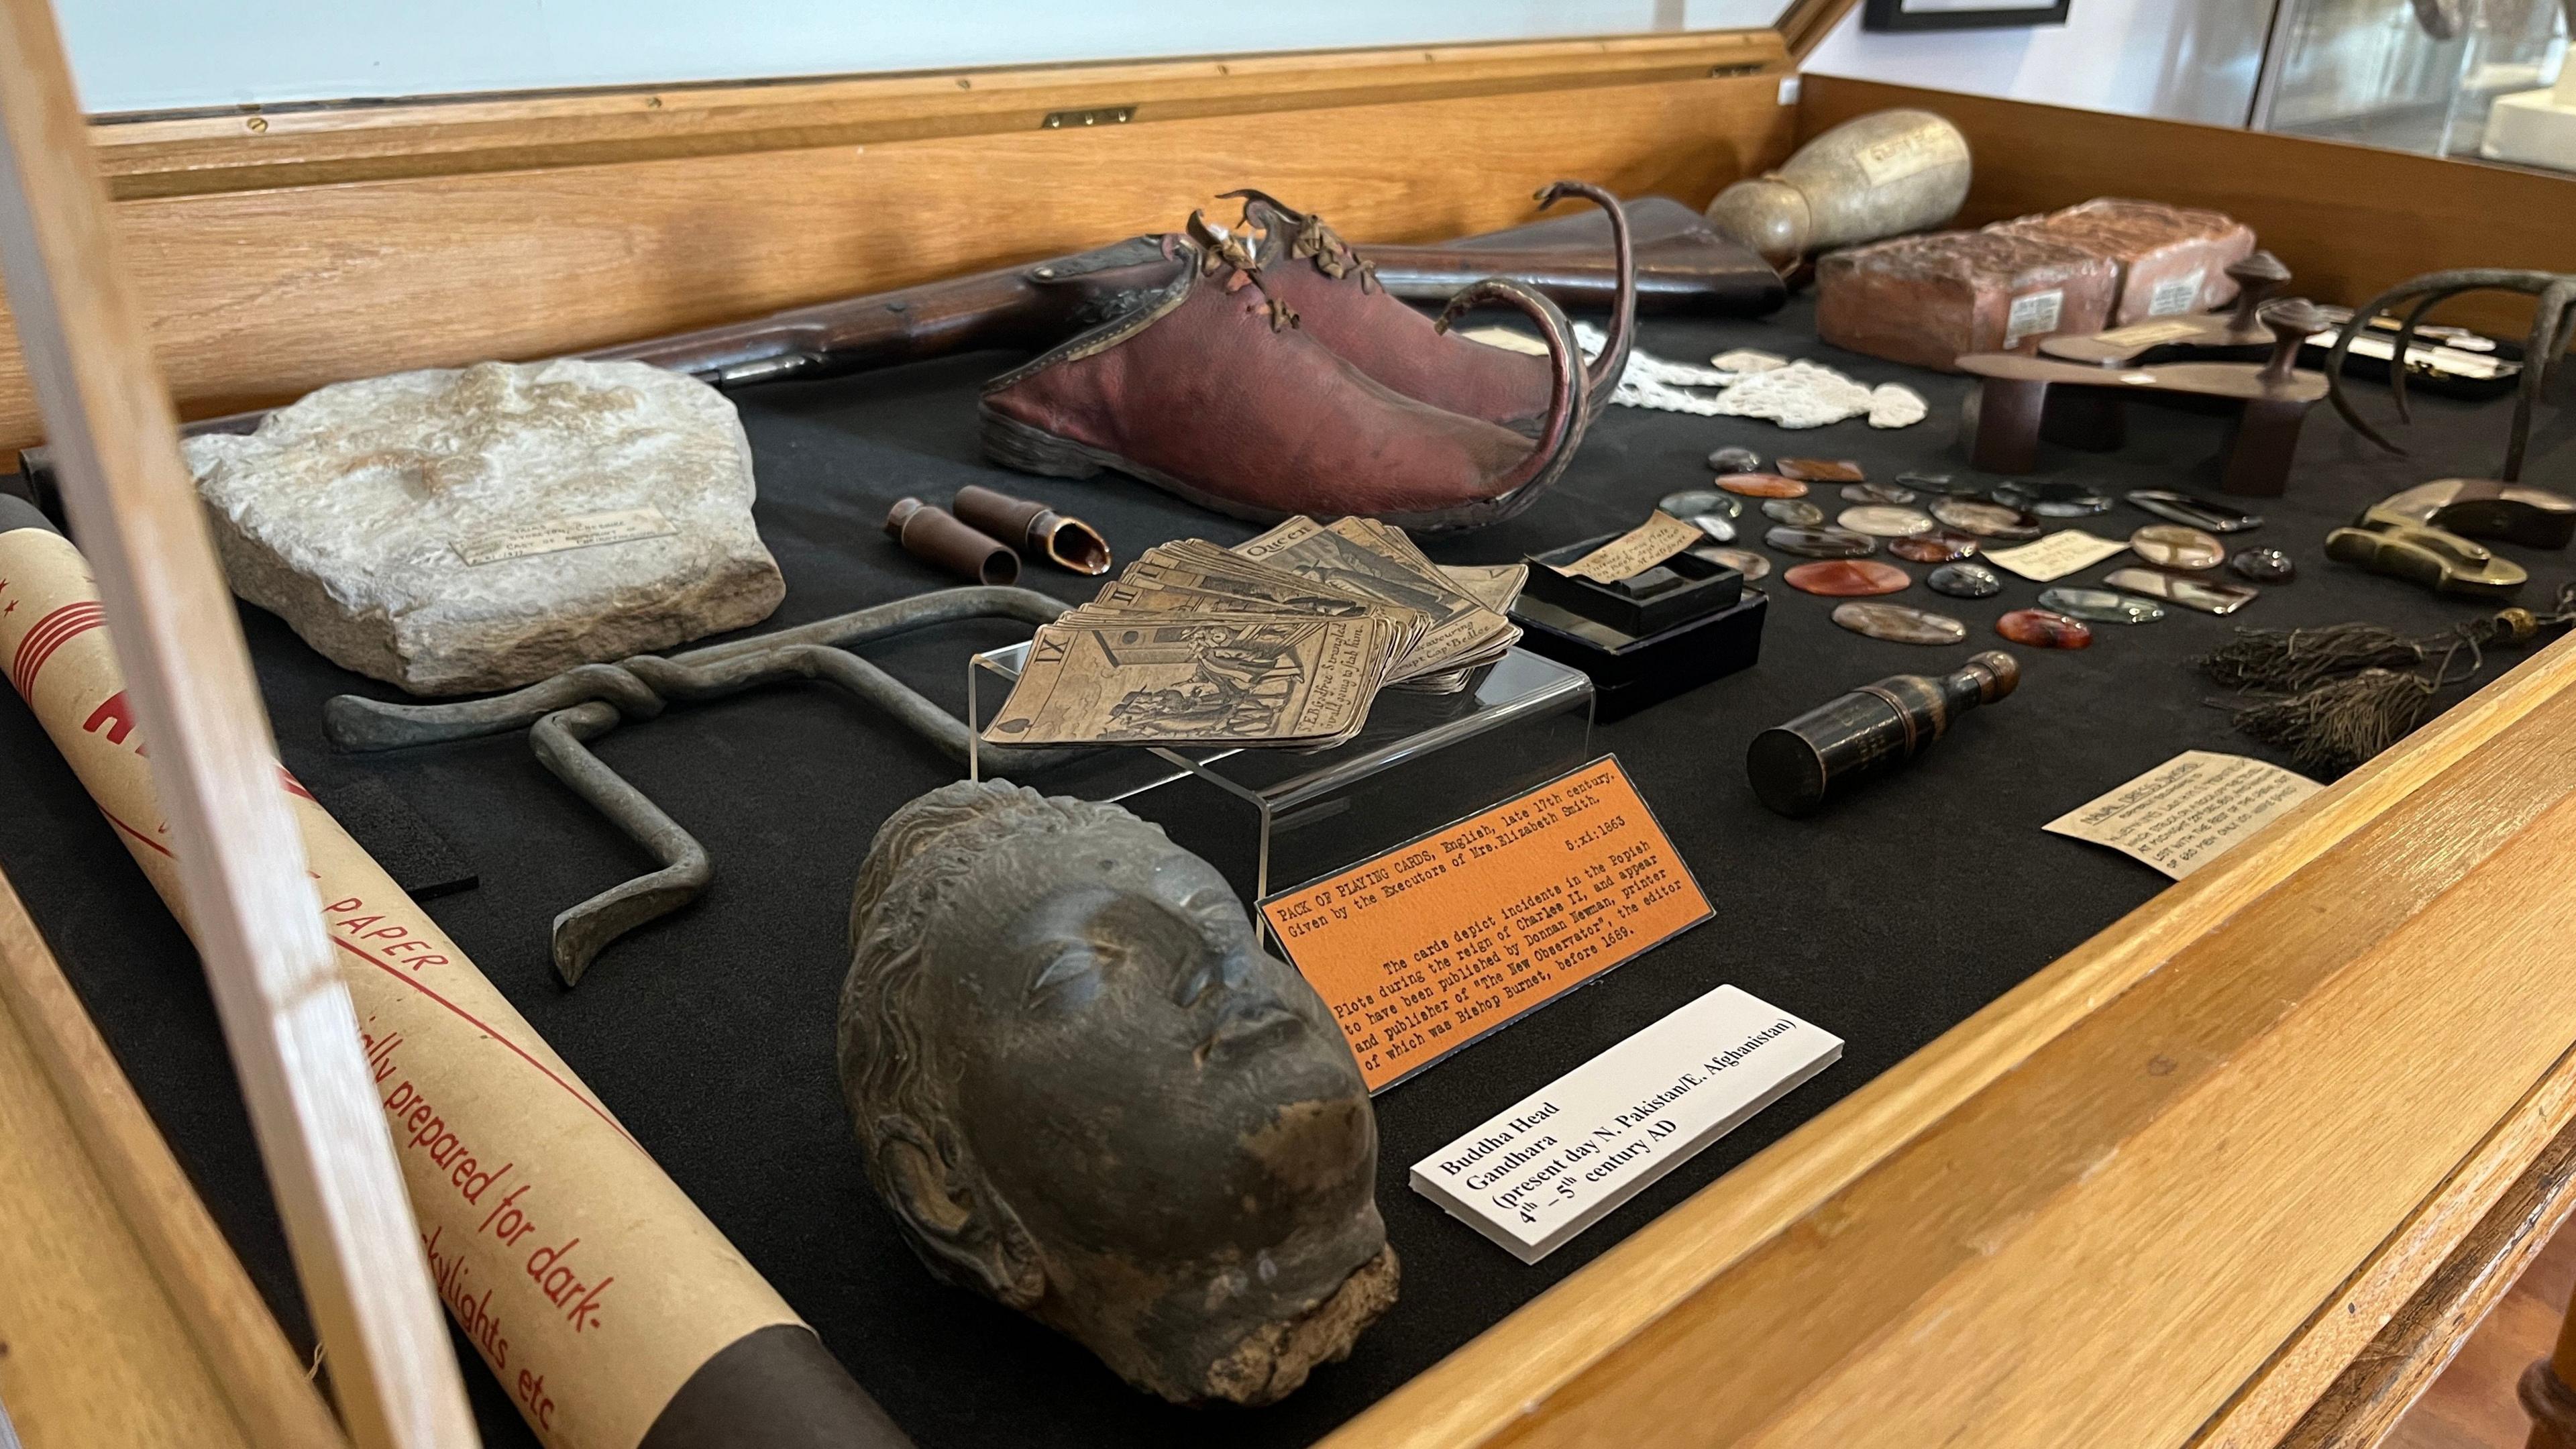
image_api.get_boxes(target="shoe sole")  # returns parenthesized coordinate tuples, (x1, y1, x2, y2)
(978, 405, 1554, 534)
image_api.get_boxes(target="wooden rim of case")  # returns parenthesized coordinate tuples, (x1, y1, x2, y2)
(15, 7, 2576, 1445)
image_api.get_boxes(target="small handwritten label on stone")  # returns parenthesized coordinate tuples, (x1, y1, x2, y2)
(2149, 269, 2206, 317)
(454, 506, 678, 567)
(1410, 983, 1840, 1263)
(1986, 529, 2129, 582)
(2044, 749, 2322, 879)
(2006, 288, 2065, 344)
(1852, 125, 1966, 188)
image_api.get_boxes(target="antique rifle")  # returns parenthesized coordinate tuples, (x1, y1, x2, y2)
(14, 196, 1781, 496)
(595, 193, 1779, 384)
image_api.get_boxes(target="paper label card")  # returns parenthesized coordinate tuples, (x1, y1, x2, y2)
(2044, 749, 2322, 879)
(455, 506, 677, 566)
(1986, 529, 2129, 582)
(2149, 270, 2207, 317)
(2098, 318, 2204, 347)
(1261, 757, 1711, 1092)
(1852, 125, 1966, 188)
(1548, 512, 1701, 584)
(1411, 984, 1840, 1263)
(2005, 288, 2065, 343)
(1455, 325, 1550, 357)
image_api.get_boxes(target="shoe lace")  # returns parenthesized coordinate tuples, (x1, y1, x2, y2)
(1285, 212, 1381, 295)
(1187, 211, 1301, 333)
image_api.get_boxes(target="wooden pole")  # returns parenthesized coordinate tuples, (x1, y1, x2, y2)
(0, 2, 477, 1446)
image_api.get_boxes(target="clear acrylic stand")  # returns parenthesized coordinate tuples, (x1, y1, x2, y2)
(969, 644, 1595, 902)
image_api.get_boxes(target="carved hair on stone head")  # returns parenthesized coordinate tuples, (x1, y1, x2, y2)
(839, 779, 1140, 1305)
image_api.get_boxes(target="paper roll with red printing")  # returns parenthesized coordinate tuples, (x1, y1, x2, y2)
(0, 502, 905, 1449)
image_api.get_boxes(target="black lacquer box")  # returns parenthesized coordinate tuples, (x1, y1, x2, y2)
(1511, 535, 1767, 721)
(1521, 534, 1744, 633)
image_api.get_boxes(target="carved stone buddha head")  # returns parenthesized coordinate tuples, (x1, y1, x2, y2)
(838, 780, 1396, 1405)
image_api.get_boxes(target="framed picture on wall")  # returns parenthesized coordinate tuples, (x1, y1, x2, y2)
(1862, 0, 2071, 30)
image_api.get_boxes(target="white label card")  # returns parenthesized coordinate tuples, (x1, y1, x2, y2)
(1851, 125, 1964, 188)
(2148, 269, 2207, 317)
(2005, 289, 2065, 344)
(2044, 750, 2322, 879)
(1984, 529, 2129, 582)
(1409, 984, 1840, 1263)
(453, 506, 678, 566)
(2098, 318, 2204, 347)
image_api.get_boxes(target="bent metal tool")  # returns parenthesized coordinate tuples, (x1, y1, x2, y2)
(327, 585, 1086, 985)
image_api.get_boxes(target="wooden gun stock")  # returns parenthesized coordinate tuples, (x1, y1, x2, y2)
(12, 196, 1782, 500)
(594, 195, 1780, 384)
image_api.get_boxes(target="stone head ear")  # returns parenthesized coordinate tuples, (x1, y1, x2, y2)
(868, 1115, 1045, 1309)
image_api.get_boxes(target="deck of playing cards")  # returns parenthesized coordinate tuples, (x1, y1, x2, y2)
(979, 517, 1525, 749)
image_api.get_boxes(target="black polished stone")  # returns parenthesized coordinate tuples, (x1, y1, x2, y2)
(1993, 479, 2112, 518)
(1899, 470, 1986, 495)
(1658, 488, 1742, 521)
(2231, 546, 2296, 582)
(1926, 562, 2002, 598)
(1763, 525, 1878, 559)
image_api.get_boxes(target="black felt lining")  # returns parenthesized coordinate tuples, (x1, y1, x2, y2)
(0, 296, 2567, 1448)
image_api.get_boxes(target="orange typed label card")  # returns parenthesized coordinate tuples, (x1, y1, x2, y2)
(1260, 757, 1711, 1091)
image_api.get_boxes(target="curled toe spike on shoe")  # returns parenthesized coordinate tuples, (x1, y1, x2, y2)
(979, 231, 1591, 531)
(1220, 180, 1637, 431)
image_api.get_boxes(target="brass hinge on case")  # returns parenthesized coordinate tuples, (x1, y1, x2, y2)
(1709, 63, 1766, 77)
(1040, 105, 1137, 129)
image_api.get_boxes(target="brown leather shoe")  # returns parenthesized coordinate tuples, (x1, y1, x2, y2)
(980, 231, 1586, 531)
(1222, 181, 1635, 433)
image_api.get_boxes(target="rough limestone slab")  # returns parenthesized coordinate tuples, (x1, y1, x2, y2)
(185, 358, 784, 696)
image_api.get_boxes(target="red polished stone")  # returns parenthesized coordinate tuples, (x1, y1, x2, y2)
(1778, 458, 1865, 483)
(1888, 529, 1982, 563)
(1995, 608, 2094, 649)
(1784, 559, 1911, 597)
(1718, 473, 1809, 499)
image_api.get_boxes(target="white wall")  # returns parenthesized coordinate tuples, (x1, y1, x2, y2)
(56, 1, 1782, 114)
(1803, 0, 2275, 125)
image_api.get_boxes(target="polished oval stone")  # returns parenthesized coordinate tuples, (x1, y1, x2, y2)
(1993, 479, 2114, 517)
(1762, 498, 1825, 526)
(1887, 529, 1982, 564)
(1786, 559, 1911, 596)
(1658, 488, 1743, 521)
(1684, 515, 1736, 542)
(1900, 470, 1985, 495)
(1842, 482, 1917, 504)
(2129, 523, 2226, 570)
(1929, 498, 2044, 540)
(2230, 545, 2296, 582)
(1996, 608, 2094, 649)
(1837, 505, 1935, 538)
(2124, 489, 2264, 533)
(1764, 526, 1878, 559)
(1926, 562, 2002, 598)
(2037, 586, 2165, 624)
(1720, 473, 1810, 498)
(2103, 566, 2259, 615)
(1833, 602, 1966, 645)
(1693, 545, 1769, 582)
(1708, 446, 1764, 474)
(1779, 457, 1865, 483)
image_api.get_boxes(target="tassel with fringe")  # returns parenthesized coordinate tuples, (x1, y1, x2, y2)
(2195, 584, 2576, 777)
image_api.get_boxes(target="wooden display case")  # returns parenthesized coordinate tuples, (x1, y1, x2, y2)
(5, 2, 2576, 1446)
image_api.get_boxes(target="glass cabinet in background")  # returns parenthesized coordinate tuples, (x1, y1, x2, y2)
(2253, 0, 2574, 171)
